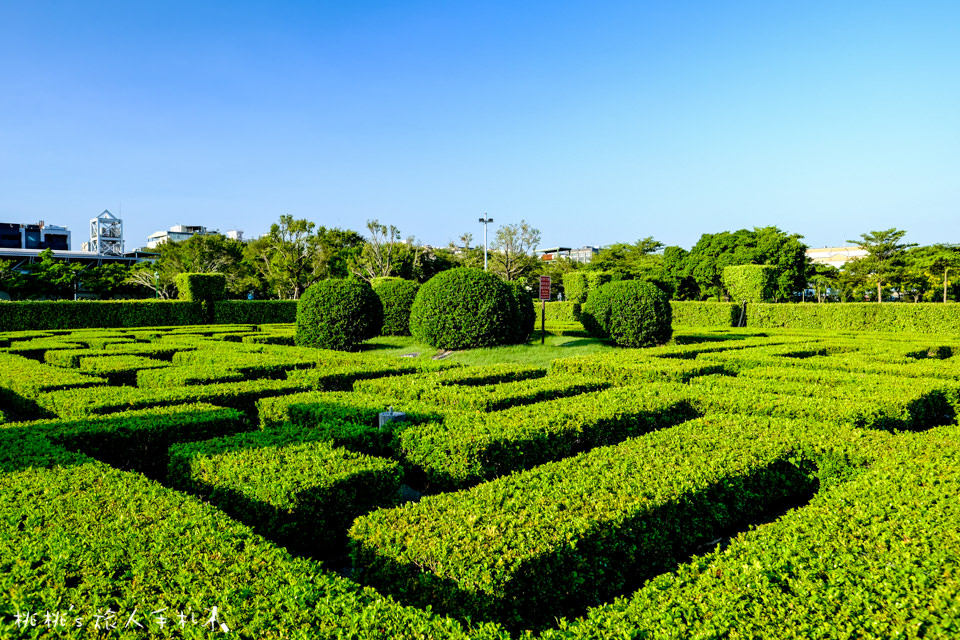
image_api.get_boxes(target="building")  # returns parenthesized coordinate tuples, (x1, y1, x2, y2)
(538, 246, 600, 264)
(805, 246, 868, 269)
(146, 225, 244, 248)
(0, 221, 71, 251)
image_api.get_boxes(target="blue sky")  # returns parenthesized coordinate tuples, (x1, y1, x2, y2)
(1, 1, 958, 253)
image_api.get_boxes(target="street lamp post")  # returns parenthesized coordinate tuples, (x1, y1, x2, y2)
(154, 271, 159, 299)
(478, 214, 493, 271)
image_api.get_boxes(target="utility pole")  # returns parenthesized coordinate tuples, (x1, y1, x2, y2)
(478, 214, 493, 271)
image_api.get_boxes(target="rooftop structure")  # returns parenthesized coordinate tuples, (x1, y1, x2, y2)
(806, 246, 869, 269)
(0, 221, 71, 251)
(538, 246, 600, 264)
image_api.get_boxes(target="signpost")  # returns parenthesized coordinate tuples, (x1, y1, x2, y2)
(539, 276, 551, 344)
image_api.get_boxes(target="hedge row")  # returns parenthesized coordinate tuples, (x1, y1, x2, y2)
(748, 302, 960, 333)
(35, 377, 317, 419)
(0, 300, 207, 331)
(542, 423, 960, 639)
(670, 301, 742, 327)
(77, 354, 170, 386)
(397, 384, 699, 489)
(169, 429, 402, 557)
(257, 390, 444, 455)
(550, 353, 732, 384)
(0, 300, 305, 331)
(533, 300, 582, 323)
(684, 373, 958, 433)
(351, 413, 870, 630)
(0, 459, 509, 638)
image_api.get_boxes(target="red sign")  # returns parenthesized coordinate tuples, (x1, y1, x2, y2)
(539, 276, 551, 300)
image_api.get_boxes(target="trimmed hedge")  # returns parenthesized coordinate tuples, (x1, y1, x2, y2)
(295, 278, 383, 351)
(409, 268, 522, 349)
(397, 384, 699, 488)
(507, 281, 536, 344)
(562, 271, 613, 305)
(748, 302, 960, 334)
(169, 431, 402, 557)
(603, 280, 673, 347)
(535, 300, 582, 323)
(670, 301, 741, 327)
(0, 300, 206, 331)
(0, 460, 509, 639)
(722, 264, 776, 303)
(175, 272, 226, 302)
(372, 277, 421, 336)
(350, 413, 824, 630)
(541, 423, 960, 639)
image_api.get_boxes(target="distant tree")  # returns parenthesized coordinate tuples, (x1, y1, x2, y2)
(20, 249, 85, 300)
(245, 215, 364, 299)
(846, 228, 916, 302)
(80, 263, 136, 299)
(351, 220, 402, 280)
(490, 220, 541, 284)
(127, 261, 175, 299)
(808, 262, 840, 303)
(661, 246, 698, 300)
(905, 244, 960, 303)
(588, 237, 664, 281)
(684, 227, 810, 301)
(0, 259, 30, 300)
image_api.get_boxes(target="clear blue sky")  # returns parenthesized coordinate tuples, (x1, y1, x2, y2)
(2, 1, 958, 252)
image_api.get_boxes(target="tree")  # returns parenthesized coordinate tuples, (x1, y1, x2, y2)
(0, 259, 29, 300)
(684, 227, 810, 301)
(245, 215, 364, 299)
(80, 263, 136, 299)
(906, 244, 960, 303)
(846, 228, 916, 303)
(588, 237, 664, 281)
(490, 220, 541, 284)
(19, 249, 85, 300)
(351, 220, 402, 280)
(808, 262, 840, 303)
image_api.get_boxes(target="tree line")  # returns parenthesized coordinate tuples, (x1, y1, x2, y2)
(0, 215, 544, 301)
(1, 216, 957, 303)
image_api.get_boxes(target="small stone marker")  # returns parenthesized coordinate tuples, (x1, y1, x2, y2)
(379, 406, 407, 431)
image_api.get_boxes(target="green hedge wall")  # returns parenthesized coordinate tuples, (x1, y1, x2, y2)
(533, 300, 581, 322)
(670, 301, 741, 327)
(722, 264, 776, 303)
(749, 303, 960, 333)
(175, 272, 227, 302)
(0, 300, 206, 331)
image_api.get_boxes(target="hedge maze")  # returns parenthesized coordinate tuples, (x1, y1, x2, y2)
(3, 323, 960, 637)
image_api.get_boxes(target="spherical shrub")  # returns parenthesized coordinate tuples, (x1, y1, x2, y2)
(371, 277, 421, 336)
(603, 280, 672, 347)
(295, 278, 383, 351)
(505, 280, 536, 344)
(581, 283, 616, 339)
(409, 268, 519, 349)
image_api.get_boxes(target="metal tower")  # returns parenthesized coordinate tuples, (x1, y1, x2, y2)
(89, 210, 124, 256)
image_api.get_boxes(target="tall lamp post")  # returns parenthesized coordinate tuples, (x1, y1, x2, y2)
(478, 214, 493, 271)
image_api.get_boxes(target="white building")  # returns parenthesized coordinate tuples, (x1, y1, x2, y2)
(805, 246, 868, 269)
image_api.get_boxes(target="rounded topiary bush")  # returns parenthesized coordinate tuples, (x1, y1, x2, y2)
(581, 283, 616, 339)
(603, 280, 673, 347)
(506, 281, 536, 344)
(371, 277, 421, 336)
(295, 278, 383, 351)
(409, 268, 519, 349)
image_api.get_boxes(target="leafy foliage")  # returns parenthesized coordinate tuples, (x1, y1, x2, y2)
(371, 277, 420, 336)
(602, 280, 673, 347)
(295, 278, 383, 351)
(174, 272, 227, 302)
(722, 264, 777, 303)
(408, 268, 522, 349)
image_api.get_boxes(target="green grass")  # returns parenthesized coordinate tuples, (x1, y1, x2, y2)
(360, 334, 613, 367)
